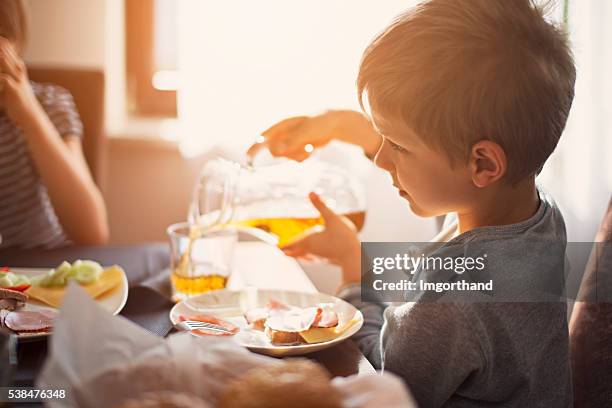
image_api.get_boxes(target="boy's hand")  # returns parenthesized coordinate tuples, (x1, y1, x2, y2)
(282, 192, 362, 284)
(0, 38, 44, 128)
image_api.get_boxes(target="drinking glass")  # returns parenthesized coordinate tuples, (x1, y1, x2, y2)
(167, 222, 237, 302)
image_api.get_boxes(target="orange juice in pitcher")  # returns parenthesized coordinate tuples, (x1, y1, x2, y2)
(189, 150, 366, 250)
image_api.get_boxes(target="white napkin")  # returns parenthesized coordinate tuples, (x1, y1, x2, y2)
(333, 372, 417, 408)
(37, 284, 272, 407)
(37, 284, 415, 408)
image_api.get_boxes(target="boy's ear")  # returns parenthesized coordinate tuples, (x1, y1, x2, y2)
(469, 140, 507, 188)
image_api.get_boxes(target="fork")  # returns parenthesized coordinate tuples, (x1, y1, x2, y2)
(174, 320, 234, 335)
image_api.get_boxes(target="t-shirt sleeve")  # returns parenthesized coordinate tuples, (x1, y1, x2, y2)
(36, 84, 84, 139)
(382, 302, 485, 408)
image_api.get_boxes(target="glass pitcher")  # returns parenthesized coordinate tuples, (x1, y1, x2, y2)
(189, 150, 366, 248)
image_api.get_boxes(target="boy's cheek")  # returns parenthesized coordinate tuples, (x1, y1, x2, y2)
(399, 172, 470, 216)
(392, 151, 474, 215)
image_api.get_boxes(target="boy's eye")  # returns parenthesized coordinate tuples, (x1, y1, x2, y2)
(389, 140, 408, 153)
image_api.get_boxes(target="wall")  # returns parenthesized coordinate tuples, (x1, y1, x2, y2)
(24, 0, 126, 134)
(23, 0, 106, 68)
(104, 137, 205, 244)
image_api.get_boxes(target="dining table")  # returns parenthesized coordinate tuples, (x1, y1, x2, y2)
(0, 239, 374, 405)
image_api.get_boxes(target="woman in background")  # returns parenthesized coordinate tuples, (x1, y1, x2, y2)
(0, 0, 108, 248)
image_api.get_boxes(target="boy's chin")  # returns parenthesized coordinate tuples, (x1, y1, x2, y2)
(405, 199, 439, 218)
(401, 191, 444, 217)
(408, 203, 430, 217)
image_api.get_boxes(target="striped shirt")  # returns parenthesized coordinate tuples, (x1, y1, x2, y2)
(0, 82, 83, 249)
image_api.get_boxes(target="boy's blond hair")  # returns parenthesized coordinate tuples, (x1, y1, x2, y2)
(0, 0, 28, 53)
(358, 0, 575, 183)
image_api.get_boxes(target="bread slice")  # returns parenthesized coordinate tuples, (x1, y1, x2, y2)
(265, 327, 303, 345)
(0, 288, 27, 311)
(218, 359, 343, 408)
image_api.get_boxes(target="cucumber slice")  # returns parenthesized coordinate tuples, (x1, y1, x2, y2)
(73, 260, 103, 285)
(36, 260, 103, 287)
(0, 273, 14, 287)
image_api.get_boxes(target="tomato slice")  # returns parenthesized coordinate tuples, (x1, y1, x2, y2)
(1, 284, 31, 292)
(1, 267, 31, 291)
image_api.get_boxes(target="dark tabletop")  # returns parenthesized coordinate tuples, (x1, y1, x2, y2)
(1, 243, 374, 393)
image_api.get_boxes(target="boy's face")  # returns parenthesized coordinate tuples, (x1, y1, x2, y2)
(371, 111, 476, 217)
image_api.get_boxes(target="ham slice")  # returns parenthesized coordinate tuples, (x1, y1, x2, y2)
(244, 307, 269, 330)
(179, 314, 239, 336)
(4, 310, 57, 333)
(312, 309, 339, 328)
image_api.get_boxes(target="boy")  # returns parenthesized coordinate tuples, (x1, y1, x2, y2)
(252, 0, 575, 406)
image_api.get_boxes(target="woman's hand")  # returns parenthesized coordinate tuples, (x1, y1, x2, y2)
(0, 38, 44, 128)
(282, 192, 362, 284)
(248, 110, 382, 162)
(247, 113, 337, 162)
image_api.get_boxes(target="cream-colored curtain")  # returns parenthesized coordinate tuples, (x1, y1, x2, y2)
(538, 0, 612, 240)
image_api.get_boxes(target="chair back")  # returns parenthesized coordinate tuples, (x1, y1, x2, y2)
(569, 196, 612, 407)
(27, 66, 106, 186)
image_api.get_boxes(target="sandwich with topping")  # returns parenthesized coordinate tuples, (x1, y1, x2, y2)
(245, 300, 341, 345)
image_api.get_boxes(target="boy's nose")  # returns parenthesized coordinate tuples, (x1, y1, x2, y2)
(374, 141, 394, 173)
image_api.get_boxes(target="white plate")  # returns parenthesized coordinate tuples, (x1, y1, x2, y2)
(170, 288, 363, 356)
(5, 267, 129, 341)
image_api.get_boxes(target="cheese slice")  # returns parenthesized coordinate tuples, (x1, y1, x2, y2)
(25, 265, 125, 308)
(299, 318, 360, 344)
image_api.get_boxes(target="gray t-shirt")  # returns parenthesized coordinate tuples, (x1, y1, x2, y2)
(340, 188, 571, 407)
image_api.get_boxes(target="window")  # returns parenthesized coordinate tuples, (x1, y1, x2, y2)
(125, 0, 178, 117)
